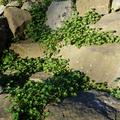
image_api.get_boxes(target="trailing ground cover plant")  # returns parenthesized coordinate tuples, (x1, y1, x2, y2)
(7, 71, 93, 120)
(0, 50, 68, 75)
(25, 5, 120, 55)
(24, 0, 52, 42)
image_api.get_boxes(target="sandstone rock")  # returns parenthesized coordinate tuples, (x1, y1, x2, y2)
(58, 44, 120, 88)
(111, 0, 120, 11)
(21, 1, 32, 11)
(90, 12, 120, 36)
(0, 94, 12, 120)
(76, 0, 110, 16)
(0, 5, 5, 15)
(45, 90, 120, 120)
(10, 40, 45, 58)
(30, 72, 53, 82)
(46, 0, 73, 29)
(4, 7, 32, 37)
(6, 1, 20, 7)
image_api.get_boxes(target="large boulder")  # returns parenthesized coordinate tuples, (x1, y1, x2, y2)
(46, 0, 73, 29)
(76, 0, 110, 16)
(45, 90, 120, 120)
(4, 7, 32, 38)
(10, 40, 45, 58)
(90, 12, 120, 36)
(0, 94, 12, 120)
(58, 44, 120, 88)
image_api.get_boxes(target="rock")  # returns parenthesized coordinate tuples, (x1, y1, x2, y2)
(6, 1, 20, 7)
(46, 0, 73, 29)
(0, 5, 5, 15)
(76, 0, 110, 16)
(90, 12, 120, 36)
(10, 40, 45, 58)
(21, 1, 32, 11)
(45, 90, 120, 120)
(0, 16, 13, 54)
(30, 72, 53, 82)
(4, 7, 32, 38)
(58, 44, 120, 88)
(111, 0, 120, 11)
(0, 94, 12, 120)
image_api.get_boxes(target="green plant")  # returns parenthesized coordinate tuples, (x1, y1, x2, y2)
(1, 2, 120, 120)
(24, 1, 52, 42)
(0, 0, 6, 5)
(7, 70, 92, 120)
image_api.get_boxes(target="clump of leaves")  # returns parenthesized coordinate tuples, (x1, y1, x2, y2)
(24, 1, 52, 42)
(0, 50, 68, 75)
(7, 70, 93, 120)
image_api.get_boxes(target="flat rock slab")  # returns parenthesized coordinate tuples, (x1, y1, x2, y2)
(76, 0, 110, 16)
(0, 94, 11, 120)
(58, 44, 120, 88)
(90, 12, 120, 36)
(46, 0, 72, 29)
(10, 40, 45, 58)
(45, 90, 120, 120)
(30, 72, 53, 82)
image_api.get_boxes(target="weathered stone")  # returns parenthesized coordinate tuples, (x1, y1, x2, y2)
(21, 1, 32, 11)
(6, 1, 20, 7)
(10, 40, 45, 58)
(0, 5, 5, 15)
(45, 90, 120, 120)
(76, 0, 110, 16)
(111, 0, 120, 11)
(58, 44, 120, 88)
(4, 7, 32, 37)
(30, 72, 53, 82)
(0, 94, 12, 120)
(46, 0, 72, 29)
(90, 12, 120, 36)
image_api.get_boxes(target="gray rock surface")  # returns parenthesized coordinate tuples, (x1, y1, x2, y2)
(76, 0, 110, 16)
(4, 7, 32, 37)
(58, 44, 120, 88)
(0, 5, 5, 15)
(111, 0, 120, 11)
(46, 0, 73, 29)
(45, 90, 120, 120)
(10, 40, 45, 58)
(30, 72, 53, 82)
(6, 1, 20, 7)
(21, 1, 32, 11)
(0, 94, 12, 120)
(90, 11, 120, 36)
